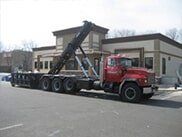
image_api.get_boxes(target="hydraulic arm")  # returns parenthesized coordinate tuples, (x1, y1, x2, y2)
(48, 21, 93, 74)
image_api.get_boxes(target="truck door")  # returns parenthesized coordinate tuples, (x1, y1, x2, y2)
(105, 58, 121, 82)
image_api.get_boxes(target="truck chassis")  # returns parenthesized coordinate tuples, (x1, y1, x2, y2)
(11, 21, 156, 103)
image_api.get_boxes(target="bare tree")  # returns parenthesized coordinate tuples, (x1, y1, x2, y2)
(165, 28, 179, 41)
(21, 40, 37, 71)
(108, 29, 136, 38)
(139, 30, 157, 35)
(0, 42, 12, 67)
(178, 29, 182, 43)
(22, 40, 38, 51)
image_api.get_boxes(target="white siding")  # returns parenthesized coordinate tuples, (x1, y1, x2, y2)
(160, 41, 182, 57)
(144, 53, 154, 58)
(56, 43, 63, 54)
(103, 40, 154, 53)
(160, 53, 182, 77)
(116, 52, 140, 58)
(81, 43, 89, 47)
(160, 41, 182, 77)
(33, 49, 56, 59)
(83, 35, 89, 43)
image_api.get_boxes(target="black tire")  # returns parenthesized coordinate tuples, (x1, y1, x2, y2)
(174, 83, 178, 89)
(142, 93, 154, 100)
(121, 83, 142, 103)
(63, 78, 77, 94)
(11, 83, 15, 87)
(41, 77, 51, 91)
(52, 78, 64, 93)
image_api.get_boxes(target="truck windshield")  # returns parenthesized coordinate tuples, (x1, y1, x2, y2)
(118, 58, 132, 67)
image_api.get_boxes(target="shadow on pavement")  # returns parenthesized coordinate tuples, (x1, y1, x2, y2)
(77, 91, 121, 101)
(76, 91, 182, 109)
(12, 86, 182, 109)
(140, 99, 182, 109)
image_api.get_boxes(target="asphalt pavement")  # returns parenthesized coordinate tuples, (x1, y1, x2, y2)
(0, 82, 182, 137)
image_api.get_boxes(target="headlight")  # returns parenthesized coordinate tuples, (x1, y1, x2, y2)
(144, 79, 148, 83)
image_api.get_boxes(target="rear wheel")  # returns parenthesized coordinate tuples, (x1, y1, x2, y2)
(63, 78, 77, 94)
(41, 77, 51, 91)
(52, 78, 64, 93)
(120, 83, 142, 103)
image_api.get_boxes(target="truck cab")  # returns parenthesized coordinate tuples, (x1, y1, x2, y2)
(102, 54, 156, 102)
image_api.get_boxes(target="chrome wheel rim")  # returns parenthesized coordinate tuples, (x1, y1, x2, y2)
(125, 87, 136, 100)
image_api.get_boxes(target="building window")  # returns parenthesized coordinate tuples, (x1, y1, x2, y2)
(132, 58, 139, 67)
(56, 45, 63, 50)
(44, 61, 48, 69)
(34, 61, 37, 69)
(39, 61, 43, 69)
(93, 34, 99, 50)
(162, 58, 166, 74)
(57, 37, 63, 45)
(93, 34, 99, 43)
(108, 58, 116, 66)
(50, 61, 53, 69)
(145, 57, 153, 69)
(65, 59, 78, 70)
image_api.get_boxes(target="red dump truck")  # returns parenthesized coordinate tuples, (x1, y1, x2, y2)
(11, 21, 156, 102)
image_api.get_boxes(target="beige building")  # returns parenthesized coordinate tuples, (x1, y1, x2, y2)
(102, 33, 182, 79)
(33, 24, 182, 84)
(32, 25, 109, 74)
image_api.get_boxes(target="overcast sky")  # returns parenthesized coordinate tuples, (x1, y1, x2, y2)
(0, 0, 182, 49)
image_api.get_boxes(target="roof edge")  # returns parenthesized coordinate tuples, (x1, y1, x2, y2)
(102, 33, 182, 49)
(53, 24, 109, 36)
(32, 46, 56, 51)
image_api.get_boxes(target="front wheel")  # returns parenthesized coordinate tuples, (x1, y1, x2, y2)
(120, 83, 142, 103)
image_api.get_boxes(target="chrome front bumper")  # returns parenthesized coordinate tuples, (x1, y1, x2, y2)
(143, 85, 158, 94)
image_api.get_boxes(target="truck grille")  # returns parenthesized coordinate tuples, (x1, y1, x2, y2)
(148, 74, 155, 85)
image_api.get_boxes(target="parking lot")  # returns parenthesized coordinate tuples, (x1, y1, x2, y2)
(0, 82, 182, 137)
